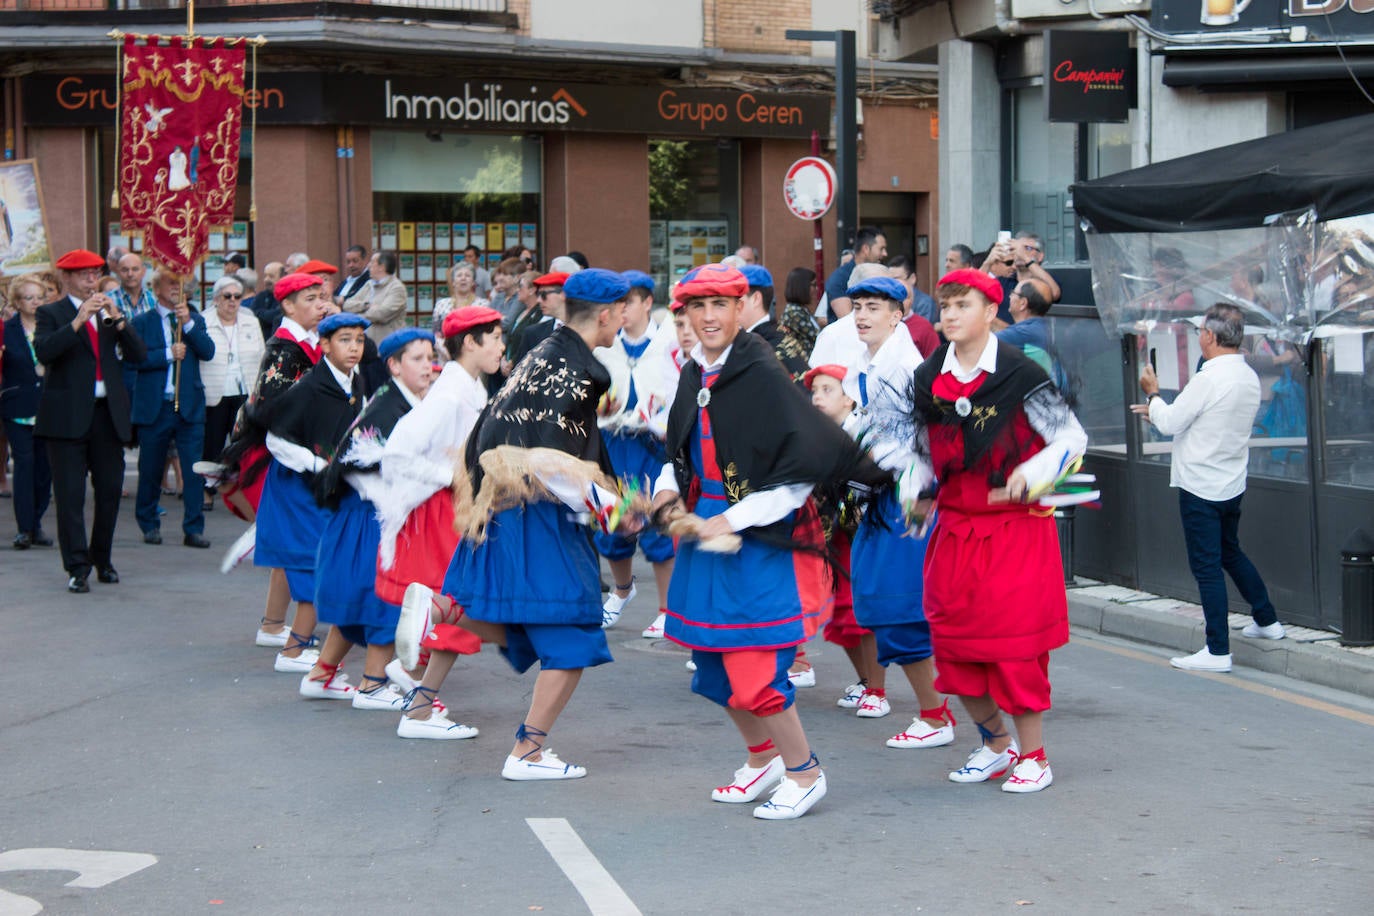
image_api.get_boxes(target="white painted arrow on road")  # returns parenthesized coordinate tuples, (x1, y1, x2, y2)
(0, 849, 157, 916)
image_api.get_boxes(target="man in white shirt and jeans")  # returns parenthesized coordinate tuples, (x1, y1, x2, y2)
(1133, 303, 1284, 673)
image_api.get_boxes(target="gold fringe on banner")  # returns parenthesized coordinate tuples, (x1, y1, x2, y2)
(110, 38, 122, 209)
(249, 37, 261, 223)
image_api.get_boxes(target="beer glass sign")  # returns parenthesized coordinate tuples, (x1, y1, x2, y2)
(1203, 0, 1253, 25)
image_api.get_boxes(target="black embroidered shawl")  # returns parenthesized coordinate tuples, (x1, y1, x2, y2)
(268, 359, 365, 493)
(315, 381, 413, 508)
(665, 330, 887, 542)
(464, 324, 613, 491)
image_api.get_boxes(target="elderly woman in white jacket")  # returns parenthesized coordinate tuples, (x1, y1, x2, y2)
(201, 274, 266, 510)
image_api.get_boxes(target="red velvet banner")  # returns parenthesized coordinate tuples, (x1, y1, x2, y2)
(118, 35, 246, 275)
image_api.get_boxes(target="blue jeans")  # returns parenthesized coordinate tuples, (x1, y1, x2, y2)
(1178, 489, 1277, 655)
(3, 419, 51, 536)
(135, 401, 205, 536)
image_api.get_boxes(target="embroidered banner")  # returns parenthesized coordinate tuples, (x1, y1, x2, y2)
(118, 35, 246, 274)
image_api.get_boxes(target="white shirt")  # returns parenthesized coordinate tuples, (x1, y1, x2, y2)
(843, 327, 920, 474)
(652, 341, 812, 532)
(808, 312, 865, 370)
(1147, 353, 1260, 501)
(941, 332, 1000, 384)
(155, 303, 195, 397)
(324, 357, 356, 396)
(71, 294, 107, 399)
(279, 316, 319, 348)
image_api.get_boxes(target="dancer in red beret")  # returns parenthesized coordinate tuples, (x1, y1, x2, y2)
(913, 268, 1087, 793)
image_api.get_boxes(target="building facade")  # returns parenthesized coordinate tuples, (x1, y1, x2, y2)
(2, 0, 939, 318)
(874, 0, 1374, 631)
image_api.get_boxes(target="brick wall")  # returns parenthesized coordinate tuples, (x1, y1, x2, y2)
(705, 0, 813, 54)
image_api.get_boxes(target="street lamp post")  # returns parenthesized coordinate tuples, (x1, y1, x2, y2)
(785, 28, 858, 259)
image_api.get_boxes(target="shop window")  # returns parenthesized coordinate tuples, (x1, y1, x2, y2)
(647, 139, 740, 295)
(372, 131, 540, 326)
(1009, 87, 1136, 265)
(1319, 330, 1374, 488)
(1047, 314, 1127, 455)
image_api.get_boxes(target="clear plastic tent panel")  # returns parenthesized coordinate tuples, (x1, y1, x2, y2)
(1084, 208, 1318, 342)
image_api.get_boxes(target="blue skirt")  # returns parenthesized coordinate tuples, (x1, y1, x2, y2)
(594, 430, 675, 563)
(850, 490, 931, 628)
(254, 461, 331, 572)
(314, 489, 399, 643)
(444, 500, 602, 626)
(664, 494, 806, 652)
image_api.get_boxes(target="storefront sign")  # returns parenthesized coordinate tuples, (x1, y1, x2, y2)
(1044, 31, 1135, 123)
(1152, 0, 1374, 41)
(24, 72, 828, 139)
(783, 156, 837, 220)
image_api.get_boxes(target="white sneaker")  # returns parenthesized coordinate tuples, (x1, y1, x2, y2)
(949, 742, 1019, 783)
(299, 670, 355, 700)
(1169, 647, 1233, 672)
(641, 611, 667, 639)
(501, 750, 587, 781)
(788, 667, 816, 688)
(1002, 756, 1054, 793)
(1242, 621, 1285, 640)
(753, 771, 827, 820)
(686, 659, 697, 671)
(886, 716, 955, 749)
(255, 626, 289, 648)
(384, 658, 420, 693)
(191, 460, 227, 483)
(397, 708, 478, 740)
(855, 691, 891, 718)
(837, 682, 865, 709)
(274, 648, 320, 673)
(351, 682, 409, 711)
(711, 755, 785, 803)
(220, 524, 256, 574)
(396, 582, 434, 670)
(602, 583, 636, 629)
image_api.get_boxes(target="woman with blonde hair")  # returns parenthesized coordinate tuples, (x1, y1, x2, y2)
(431, 262, 488, 347)
(1, 274, 53, 547)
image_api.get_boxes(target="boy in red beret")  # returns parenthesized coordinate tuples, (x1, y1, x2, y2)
(913, 268, 1087, 793)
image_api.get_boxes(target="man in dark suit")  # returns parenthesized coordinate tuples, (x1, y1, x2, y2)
(33, 249, 148, 593)
(131, 269, 215, 549)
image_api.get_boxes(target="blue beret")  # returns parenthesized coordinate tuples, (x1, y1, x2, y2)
(318, 312, 370, 338)
(378, 327, 435, 362)
(621, 270, 656, 297)
(563, 268, 631, 305)
(740, 264, 774, 290)
(846, 276, 908, 304)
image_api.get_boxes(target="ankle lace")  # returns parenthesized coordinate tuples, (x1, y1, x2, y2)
(975, 713, 1007, 743)
(285, 631, 319, 653)
(515, 723, 549, 760)
(920, 698, 957, 726)
(359, 674, 388, 695)
(404, 685, 438, 712)
(786, 752, 821, 774)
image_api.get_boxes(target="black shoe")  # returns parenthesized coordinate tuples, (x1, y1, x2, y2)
(12, 533, 31, 550)
(96, 566, 120, 584)
(30, 530, 53, 547)
(68, 575, 90, 593)
(183, 533, 211, 549)
(143, 530, 162, 545)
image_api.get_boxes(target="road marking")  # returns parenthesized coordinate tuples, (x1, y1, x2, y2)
(1079, 638, 1374, 727)
(0, 849, 157, 916)
(526, 818, 642, 916)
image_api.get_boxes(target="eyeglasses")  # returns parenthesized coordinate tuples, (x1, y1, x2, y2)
(219, 293, 243, 300)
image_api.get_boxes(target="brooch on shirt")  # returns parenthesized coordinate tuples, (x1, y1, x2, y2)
(954, 396, 972, 418)
(697, 388, 711, 408)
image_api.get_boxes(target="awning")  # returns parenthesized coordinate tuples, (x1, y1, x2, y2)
(1071, 114, 1374, 233)
(1162, 51, 1374, 88)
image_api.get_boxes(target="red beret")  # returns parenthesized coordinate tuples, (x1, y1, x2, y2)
(55, 249, 106, 271)
(936, 268, 1004, 305)
(442, 305, 504, 339)
(274, 272, 324, 302)
(533, 271, 569, 288)
(803, 363, 848, 390)
(672, 263, 748, 311)
(299, 259, 338, 275)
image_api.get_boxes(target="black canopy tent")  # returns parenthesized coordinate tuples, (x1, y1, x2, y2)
(1071, 114, 1374, 233)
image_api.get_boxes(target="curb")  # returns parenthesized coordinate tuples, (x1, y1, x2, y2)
(1067, 588, 1374, 701)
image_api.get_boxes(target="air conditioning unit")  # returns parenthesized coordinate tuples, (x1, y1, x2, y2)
(1010, 0, 1149, 20)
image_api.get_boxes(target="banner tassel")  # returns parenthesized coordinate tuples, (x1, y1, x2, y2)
(249, 37, 260, 225)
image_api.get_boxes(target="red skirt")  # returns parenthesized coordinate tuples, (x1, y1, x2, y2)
(794, 500, 833, 640)
(375, 489, 459, 605)
(822, 529, 870, 649)
(222, 444, 268, 521)
(922, 506, 1069, 663)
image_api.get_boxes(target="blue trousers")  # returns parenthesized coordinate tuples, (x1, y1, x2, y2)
(136, 401, 205, 536)
(3, 420, 51, 536)
(1178, 488, 1277, 655)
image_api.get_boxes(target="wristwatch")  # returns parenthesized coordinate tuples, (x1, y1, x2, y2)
(1148, 392, 1163, 403)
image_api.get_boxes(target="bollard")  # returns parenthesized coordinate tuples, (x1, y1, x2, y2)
(1341, 527, 1374, 647)
(1055, 505, 1076, 586)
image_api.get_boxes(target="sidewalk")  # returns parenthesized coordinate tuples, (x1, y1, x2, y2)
(1067, 580, 1374, 700)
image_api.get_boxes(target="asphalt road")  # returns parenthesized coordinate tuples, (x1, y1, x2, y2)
(2, 495, 1372, 915)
